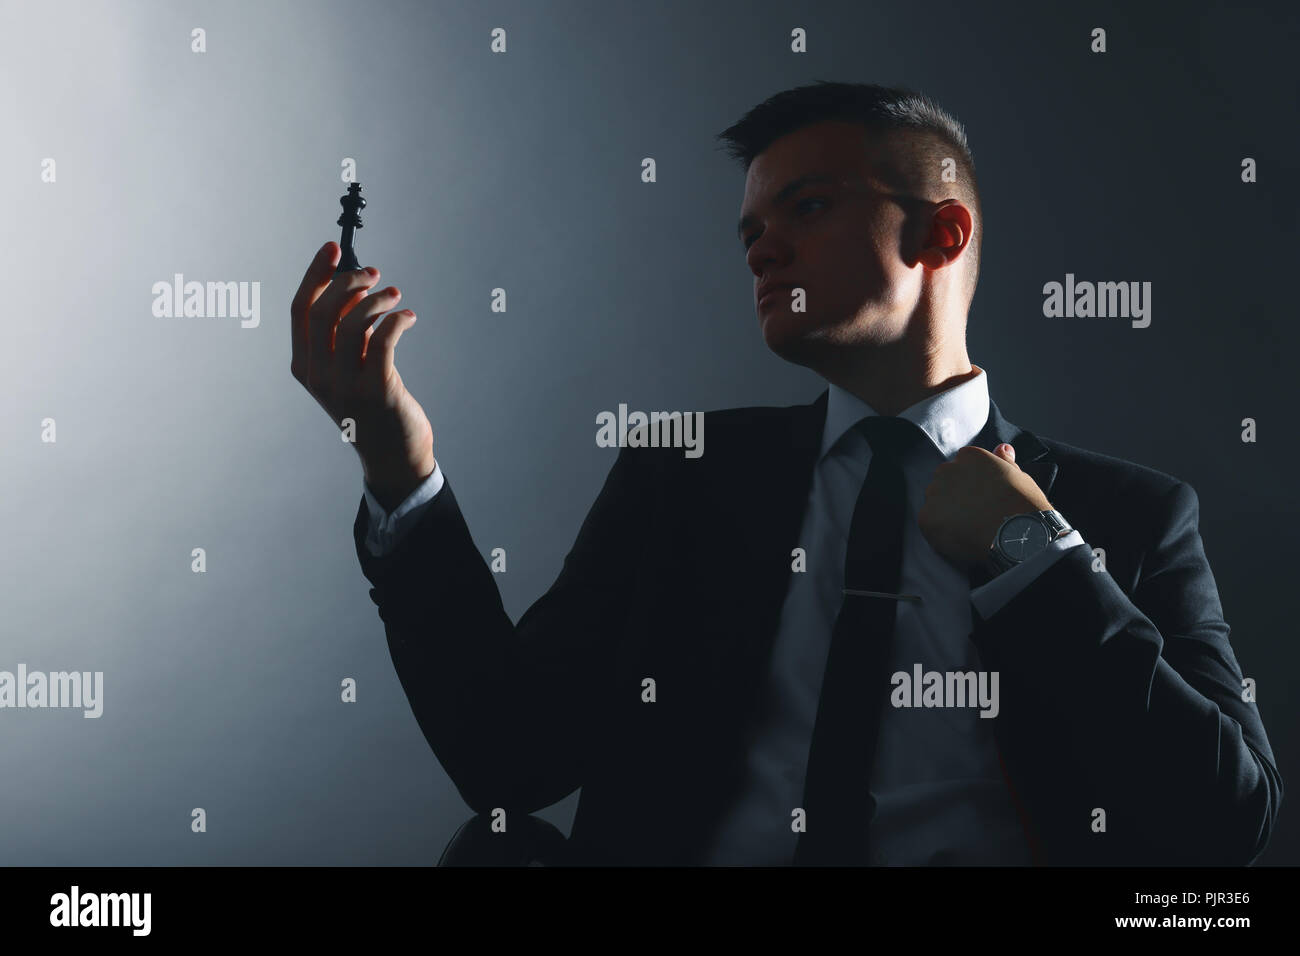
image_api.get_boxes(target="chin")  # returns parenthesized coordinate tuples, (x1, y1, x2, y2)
(759, 310, 828, 363)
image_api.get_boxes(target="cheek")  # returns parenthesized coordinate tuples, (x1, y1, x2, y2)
(848, 222, 899, 278)
(810, 230, 885, 292)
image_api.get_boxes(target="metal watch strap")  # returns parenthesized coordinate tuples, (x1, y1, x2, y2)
(1038, 509, 1071, 540)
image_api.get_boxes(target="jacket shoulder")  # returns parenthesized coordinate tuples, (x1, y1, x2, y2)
(699, 397, 807, 423)
(1033, 434, 1207, 573)
(1036, 434, 1190, 499)
(625, 398, 807, 463)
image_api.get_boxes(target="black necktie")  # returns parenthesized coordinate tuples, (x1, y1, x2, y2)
(794, 415, 923, 866)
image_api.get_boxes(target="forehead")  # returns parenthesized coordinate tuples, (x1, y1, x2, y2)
(742, 121, 876, 198)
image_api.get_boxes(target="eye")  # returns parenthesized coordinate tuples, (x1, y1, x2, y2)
(743, 197, 828, 250)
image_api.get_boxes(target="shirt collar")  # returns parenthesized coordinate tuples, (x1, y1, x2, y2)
(819, 364, 991, 462)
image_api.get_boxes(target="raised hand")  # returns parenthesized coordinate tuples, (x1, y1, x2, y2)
(290, 241, 435, 512)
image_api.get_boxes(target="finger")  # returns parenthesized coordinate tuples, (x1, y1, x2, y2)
(361, 309, 417, 390)
(959, 444, 1001, 461)
(306, 266, 381, 375)
(290, 242, 340, 379)
(336, 286, 401, 378)
(996, 443, 1016, 462)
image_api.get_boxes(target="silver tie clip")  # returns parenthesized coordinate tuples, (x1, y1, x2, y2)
(843, 588, 922, 604)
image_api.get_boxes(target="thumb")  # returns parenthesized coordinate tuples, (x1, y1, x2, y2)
(995, 442, 1016, 463)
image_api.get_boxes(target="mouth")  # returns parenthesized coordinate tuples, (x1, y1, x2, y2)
(757, 284, 796, 308)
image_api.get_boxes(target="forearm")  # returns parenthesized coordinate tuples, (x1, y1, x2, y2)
(355, 447, 656, 815)
(360, 478, 532, 808)
(972, 544, 1280, 864)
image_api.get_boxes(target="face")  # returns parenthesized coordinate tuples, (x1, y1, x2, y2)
(737, 120, 926, 363)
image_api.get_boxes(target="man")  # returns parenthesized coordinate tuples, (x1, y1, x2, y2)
(290, 81, 1281, 865)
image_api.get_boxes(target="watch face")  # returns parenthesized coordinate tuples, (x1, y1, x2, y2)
(998, 515, 1051, 561)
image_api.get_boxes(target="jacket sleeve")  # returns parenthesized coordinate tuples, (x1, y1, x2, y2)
(970, 480, 1283, 865)
(353, 443, 661, 815)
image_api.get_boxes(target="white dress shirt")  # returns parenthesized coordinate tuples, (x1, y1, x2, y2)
(361, 368, 1085, 864)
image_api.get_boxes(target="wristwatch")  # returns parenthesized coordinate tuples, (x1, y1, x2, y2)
(986, 509, 1073, 575)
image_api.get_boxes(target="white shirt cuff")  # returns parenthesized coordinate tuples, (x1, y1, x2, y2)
(971, 527, 1085, 619)
(363, 461, 445, 557)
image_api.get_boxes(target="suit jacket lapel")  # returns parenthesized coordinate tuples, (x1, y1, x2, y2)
(695, 390, 825, 725)
(968, 397, 1058, 504)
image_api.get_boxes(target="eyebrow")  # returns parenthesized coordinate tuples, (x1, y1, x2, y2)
(736, 173, 836, 242)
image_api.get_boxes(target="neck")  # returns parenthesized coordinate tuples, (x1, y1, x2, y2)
(818, 340, 978, 417)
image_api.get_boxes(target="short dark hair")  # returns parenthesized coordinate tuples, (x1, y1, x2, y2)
(716, 80, 982, 305)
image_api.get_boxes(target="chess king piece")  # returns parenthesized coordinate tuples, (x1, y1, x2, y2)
(336, 182, 366, 274)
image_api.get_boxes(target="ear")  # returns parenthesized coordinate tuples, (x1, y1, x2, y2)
(919, 201, 973, 270)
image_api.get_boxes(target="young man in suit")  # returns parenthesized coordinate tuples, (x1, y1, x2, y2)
(290, 81, 1281, 865)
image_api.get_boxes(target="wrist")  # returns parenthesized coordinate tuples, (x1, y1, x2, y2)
(365, 456, 436, 513)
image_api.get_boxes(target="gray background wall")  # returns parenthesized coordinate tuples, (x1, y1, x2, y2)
(2, 0, 1295, 864)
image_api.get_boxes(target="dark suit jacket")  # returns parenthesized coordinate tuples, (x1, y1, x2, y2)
(354, 388, 1282, 865)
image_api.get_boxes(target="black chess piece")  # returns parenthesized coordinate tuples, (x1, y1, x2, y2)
(336, 182, 366, 274)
